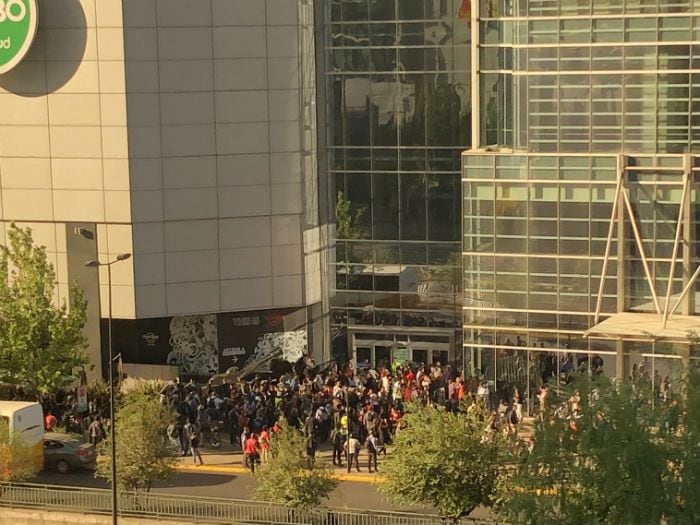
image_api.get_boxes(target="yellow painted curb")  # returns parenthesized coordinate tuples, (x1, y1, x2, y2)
(336, 472, 385, 483)
(177, 463, 249, 475)
(175, 463, 385, 483)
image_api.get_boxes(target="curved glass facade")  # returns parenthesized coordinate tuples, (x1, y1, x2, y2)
(325, 0, 472, 366)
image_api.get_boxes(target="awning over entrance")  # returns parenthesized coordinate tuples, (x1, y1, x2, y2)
(585, 312, 700, 341)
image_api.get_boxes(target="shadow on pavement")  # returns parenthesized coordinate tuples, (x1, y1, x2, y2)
(157, 471, 237, 489)
(35, 467, 235, 491)
(35, 469, 108, 489)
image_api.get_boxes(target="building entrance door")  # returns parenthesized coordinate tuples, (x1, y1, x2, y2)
(351, 337, 451, 370)
(356, 346, 371, 369)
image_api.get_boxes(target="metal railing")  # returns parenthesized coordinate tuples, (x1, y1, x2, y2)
(0, 481, 495, 525)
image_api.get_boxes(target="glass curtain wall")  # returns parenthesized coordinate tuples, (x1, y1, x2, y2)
(464, 1, 700, 409)
(463, 153, 620, 406)
(481, 1, 700, 154)
(326, 0, 471, 360)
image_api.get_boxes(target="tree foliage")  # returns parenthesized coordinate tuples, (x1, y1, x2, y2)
(380, 404, 504, 520)
(0, 224, 88, 395)
(95, 391, 175, 493)
(668, 366, 700, 525)
(255, 421, 338, 510)
(497, 375, 670, 525)
(0, 417, 41, 481)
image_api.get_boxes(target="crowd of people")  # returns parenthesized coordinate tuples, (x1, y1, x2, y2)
(158, 357, 525, 472)
(21, 354, 534, 474)
(39, 389, 111, 446)
(14, 348, 683, 483)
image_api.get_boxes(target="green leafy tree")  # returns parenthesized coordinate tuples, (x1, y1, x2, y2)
(380, 404, 504, 521)
(0, 224, 88, 395)
(0, 417, 41, 481)
(95, 391, 175, 493)
(255, 421, 338, 510)
(498, 375, 670, 525)
(668, 363, 700, 525)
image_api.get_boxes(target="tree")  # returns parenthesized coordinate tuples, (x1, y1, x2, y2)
(0, 224, 88, 395)
(255, 421, 338, 510)
(0, 417, 41, 481)
(497, 375, 671, 525)
(380, 404, 504, 521)
(95, 391, 175, 493)
(668, 364, 700, 525)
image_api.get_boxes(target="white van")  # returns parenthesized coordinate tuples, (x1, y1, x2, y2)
(0, 401, 44, 468)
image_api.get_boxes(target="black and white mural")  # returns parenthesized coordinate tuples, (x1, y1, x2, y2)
(104, 307, 307, 378)
(167, 314, 219, 376)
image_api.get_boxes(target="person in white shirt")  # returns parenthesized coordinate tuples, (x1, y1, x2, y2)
(344, 434, 361, 472)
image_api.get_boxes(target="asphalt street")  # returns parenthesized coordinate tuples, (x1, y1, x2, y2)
(34, 468, 433, 513)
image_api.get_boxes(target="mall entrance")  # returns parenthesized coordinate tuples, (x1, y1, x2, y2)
(348, 327, 456, 370)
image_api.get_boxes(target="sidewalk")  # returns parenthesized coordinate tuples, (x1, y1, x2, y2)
(175, 441, 385, 483)
(175, 417, 535, 483)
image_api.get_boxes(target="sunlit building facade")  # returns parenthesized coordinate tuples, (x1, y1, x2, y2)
(324, 0, 473, 368)
(462, 0, 700, 404)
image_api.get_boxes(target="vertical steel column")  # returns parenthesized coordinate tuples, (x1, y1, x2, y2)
(470, 0, 480, 150)
(107, 263, 117, 525)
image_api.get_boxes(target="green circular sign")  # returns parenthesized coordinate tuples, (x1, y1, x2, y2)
(0, 0, 38, 75)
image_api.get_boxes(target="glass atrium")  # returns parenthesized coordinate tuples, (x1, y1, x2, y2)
(325, 0, 472, 368)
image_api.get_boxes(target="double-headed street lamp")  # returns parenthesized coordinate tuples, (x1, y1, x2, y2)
(85, 253, 131, 525)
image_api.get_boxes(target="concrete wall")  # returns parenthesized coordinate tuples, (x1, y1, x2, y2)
(0, 0, 135, 318)
(0, 508, 197, 525)
(123, 0, 308, 319)
(0, 0, 312, 319)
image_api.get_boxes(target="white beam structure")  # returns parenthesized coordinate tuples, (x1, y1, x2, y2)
(669, 265, 700, 319)
(662, 160, 691, 328)
(594, 163, 624, 325)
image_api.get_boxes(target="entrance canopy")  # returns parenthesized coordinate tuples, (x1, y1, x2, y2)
(585, 312, 700, 342)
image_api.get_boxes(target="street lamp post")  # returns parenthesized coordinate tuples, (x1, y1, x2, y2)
(85, 253, 131, 525)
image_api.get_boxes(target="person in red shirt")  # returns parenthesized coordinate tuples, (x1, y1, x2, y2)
(404, 382, 413, 402)
(244, 433, 260, 473)
(44, 411, 57, 432)
(457, 379, 465, 401)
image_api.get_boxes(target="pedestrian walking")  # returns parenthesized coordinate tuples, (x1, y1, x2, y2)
(88, 416, 104, 446)
(344, 434, 361, 473)
(244, 432, 260, 473)
(259, 426, 270, 463)
(366, 431, 379, 473)
(330, 423, 344, 467)
(190, 429, 204, 466)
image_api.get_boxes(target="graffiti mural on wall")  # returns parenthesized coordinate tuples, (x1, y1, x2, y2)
(167, 314, 219, 376)
(108, 307, 306, 378)
(244, 329, 307, 369)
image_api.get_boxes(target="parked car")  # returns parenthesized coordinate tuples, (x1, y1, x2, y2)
(43, 433, 96, 473)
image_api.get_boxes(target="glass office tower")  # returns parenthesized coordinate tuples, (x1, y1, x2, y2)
(463, 0, 700, 405)
(324, 0, 472, 368)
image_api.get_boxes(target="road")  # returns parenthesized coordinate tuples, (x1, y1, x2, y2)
(34, 469, 434, 513)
